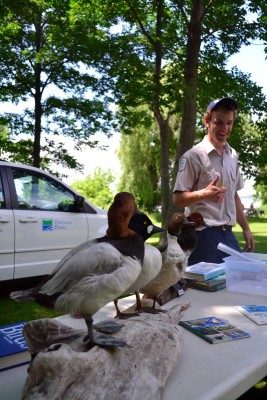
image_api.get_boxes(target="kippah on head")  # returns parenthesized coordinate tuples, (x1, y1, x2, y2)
(206, 97, 237, 112)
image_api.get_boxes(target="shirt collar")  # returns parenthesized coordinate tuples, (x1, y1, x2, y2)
(201, 135, 231, 155)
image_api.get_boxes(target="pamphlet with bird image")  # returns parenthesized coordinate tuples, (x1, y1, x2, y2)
(235, 305, 267, 325)
(179, 316, 250, 344)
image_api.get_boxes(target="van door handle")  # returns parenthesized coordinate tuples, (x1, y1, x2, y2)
(0, 217, 10, 223)
(19, 217, 38, 223)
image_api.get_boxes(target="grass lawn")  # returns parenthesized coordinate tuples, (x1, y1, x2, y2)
(0, 278, 63, 326)
(0, 215, 266, 398)
(233, 216, 267, 254)
(148, 215, 267, 252)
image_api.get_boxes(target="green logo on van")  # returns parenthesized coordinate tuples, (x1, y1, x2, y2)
(42, 219, 53, 231)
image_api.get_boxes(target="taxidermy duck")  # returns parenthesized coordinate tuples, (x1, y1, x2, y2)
(140, 213, 193, 309)
(176, 212, 206, 258)
(10, 192, 145, 349)
(114, 211, 166, 318)
(161, 211, 206, 296)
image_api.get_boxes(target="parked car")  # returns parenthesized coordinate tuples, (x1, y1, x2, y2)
(0, 161, 108, 281)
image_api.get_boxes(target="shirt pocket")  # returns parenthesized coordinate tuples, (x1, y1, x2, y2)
(198, 166, 218, 186)
(223, 168, 237, 194)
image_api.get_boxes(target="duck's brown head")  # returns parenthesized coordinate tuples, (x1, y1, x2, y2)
(106, 192, 137, 237)
(167, 212, 195, 237)
(187, 212, 207, 229)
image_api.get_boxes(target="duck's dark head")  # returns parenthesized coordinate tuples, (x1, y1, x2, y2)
(129, 211, 165, 242)
(167, 212, 195, 237)
(187, 212, 207, 228)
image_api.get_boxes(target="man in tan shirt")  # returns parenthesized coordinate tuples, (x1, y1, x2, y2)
(173, 97, 254, 265)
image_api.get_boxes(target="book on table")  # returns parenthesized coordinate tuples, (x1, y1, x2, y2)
(183, 262, 225, 281)
(235, 305, 267, 325)
(185, 273, 226, 292)
(0, 321, 30, 372)
(178, 316, 251, 344)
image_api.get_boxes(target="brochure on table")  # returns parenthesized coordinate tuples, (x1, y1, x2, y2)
(235, 305, 267, 325)
(179, 316, 251, 344)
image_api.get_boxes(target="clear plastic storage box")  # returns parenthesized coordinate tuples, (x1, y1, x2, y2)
(224, 253, 267, 296)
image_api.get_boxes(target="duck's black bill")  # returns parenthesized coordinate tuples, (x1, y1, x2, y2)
(151, 225, 166, 234)
(182, 219, 196, 226)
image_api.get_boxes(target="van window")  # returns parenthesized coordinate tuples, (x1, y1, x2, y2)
(12, 169, 77, 212)
(0, 175, 5, 208)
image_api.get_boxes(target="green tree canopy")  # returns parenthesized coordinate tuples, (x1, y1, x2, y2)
(118, 118, 161, 212)
(0, 0, 115, 170)
(71, 167, 115, 209)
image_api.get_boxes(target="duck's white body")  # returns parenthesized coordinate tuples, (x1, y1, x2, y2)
(122, 243, 162, 295)
(140, 233, 187, 297)
(40, 242, 142, 315)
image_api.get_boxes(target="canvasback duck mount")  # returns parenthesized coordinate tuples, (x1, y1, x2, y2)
(10, 192, 147, 350)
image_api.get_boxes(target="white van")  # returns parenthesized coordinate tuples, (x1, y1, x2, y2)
(0, 161, 107, 281)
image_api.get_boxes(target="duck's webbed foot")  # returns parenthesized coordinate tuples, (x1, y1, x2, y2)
(93, 319, 125, 334)
(140, 296, 167, 314)
(116, 311, 140, 319)
(141, 306, 168, 314)
(114, 299, 140, 319)
(83, 315, 130, 349)
(91, 334, 131, 348)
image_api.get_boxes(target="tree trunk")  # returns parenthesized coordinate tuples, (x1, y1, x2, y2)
(33, 65, 42, 168)
(152, 0, 171, 228)
(165, 0, 205, 225)
(158, 119, 170, 228)
(33, 19, 43, 168)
